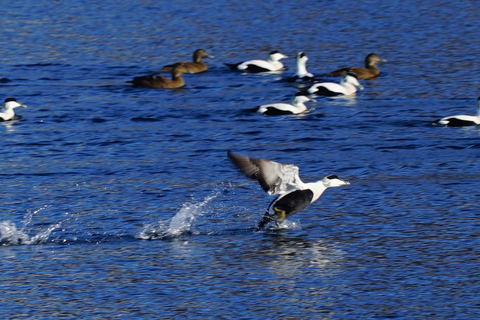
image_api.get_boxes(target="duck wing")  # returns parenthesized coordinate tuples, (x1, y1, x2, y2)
(131, 75, 164, 87)
(155, 62, 186, 73)
(228, 151, 304, 195)
(324, 67, 354, 77)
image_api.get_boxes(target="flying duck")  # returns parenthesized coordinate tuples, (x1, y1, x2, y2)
(155, 49, 214, 74)
(0, 98, 28, 121)
(324, 53, 386, 79)
(434, 97, 480, 127)
(254, 93, 315, 115)
(130, 65, 188, 89)
(225, 51, 288, 73)
(307, 73, 363, 97)
(228, 151, 350, 230)
(286, 52, 315, 82)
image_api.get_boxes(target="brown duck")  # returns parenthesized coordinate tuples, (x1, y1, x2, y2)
(155, 49, 214, 74)
(131, 65, 188, 89)
(324, 53, 386, 79)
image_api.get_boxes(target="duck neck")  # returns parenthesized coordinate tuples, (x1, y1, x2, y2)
(344, 83, 358, 95)
(293, 101, 307, 112)
(366, 57, 380, 75)
(268, 56, 281, 63)
(296, 60, 308, 76)
(171, 71, 184, 81)
(365, 56, 374, 67)
(305, 182, 327, 202)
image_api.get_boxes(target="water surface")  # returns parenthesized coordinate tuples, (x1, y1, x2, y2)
(1, 0, 480, 319)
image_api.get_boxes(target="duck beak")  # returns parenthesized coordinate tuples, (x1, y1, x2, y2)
(309, 97, 317, 102)
(358, 85, 364, 90)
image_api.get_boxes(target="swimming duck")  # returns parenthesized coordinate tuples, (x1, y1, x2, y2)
(228, 151, 350, 230)
(130, 65, 188, 89)
(286, 52, 315, 82)
(307, 73, 363, 97)
(254, 93, 315, 115)
(155, 49, 214, 74)
(225, 51, 288, 73)
(0, 98, 27, 121)
(434, 97, 480, 127)
(324, 53, 386, 79)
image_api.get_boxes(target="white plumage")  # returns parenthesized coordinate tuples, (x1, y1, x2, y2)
(256, 93, 315, 115)
(0, 98, 28, 121)
(226, 51, 288, 73)
(228, 151, 350, 229)
(308, 73, 363, 97)
(287, 52, 315, 82)
(434, 97, 480, 127)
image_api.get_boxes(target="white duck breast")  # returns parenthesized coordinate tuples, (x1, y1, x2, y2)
(435, 97, 480, 127)
(308, 74, 363, 96)
(228, 151, 350, 230)
(0, 98, 28, 121)
(287, 52, 315, 82)
(256, 93, 314, 115)
(226, 51, 288, 73)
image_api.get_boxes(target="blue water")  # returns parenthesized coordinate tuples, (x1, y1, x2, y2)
(1, 0, 480, 318)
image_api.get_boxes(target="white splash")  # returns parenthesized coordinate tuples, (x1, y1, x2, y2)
(138, 193, 218, 240)
(0, 206, 63, 246)
(0, 220, 29, 245)
(262, 219, 302, 231)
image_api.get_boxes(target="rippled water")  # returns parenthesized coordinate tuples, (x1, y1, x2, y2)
(1, 0, 480, 318)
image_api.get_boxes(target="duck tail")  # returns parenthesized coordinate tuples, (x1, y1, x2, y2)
(224, 62, 241, 70)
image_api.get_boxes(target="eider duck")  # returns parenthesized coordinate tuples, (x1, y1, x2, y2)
(228, 151, 350, 230)
(0, 98, 27, 121)
(155, 49, 214, 74)
(255, 93, 315, 115)
(307, 73, 363, 97)
(286, 52, 315, 82)
(324, 53, 386, 79)
(434, 97, 480, 127)
(225, 51, 288, 73)
(130, 65, 188, 89)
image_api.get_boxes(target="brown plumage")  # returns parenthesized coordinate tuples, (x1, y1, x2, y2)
(324, 53, 386, 79)
(155, 49, 214, 74)
(131, 66, 188, 89)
